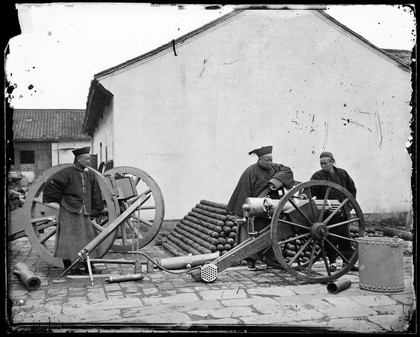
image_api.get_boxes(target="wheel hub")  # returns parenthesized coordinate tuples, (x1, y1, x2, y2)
(311, 222, 328, 240)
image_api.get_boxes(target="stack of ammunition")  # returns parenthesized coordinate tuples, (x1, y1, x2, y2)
(281, 233, 320, 264)
(161, 200, 238, 256)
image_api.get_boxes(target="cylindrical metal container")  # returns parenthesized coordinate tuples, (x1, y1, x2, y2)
(357, 236, 405, 292)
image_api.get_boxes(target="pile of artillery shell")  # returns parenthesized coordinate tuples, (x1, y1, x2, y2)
(282, 225, 389, 264)
(282, 233, 321, 265)
(161, 200, 238, 256)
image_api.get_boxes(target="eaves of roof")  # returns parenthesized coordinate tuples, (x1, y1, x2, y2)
(82, 78, 113, 135)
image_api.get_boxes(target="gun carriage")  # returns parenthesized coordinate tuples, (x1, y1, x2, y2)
(12, 164, 164, 269)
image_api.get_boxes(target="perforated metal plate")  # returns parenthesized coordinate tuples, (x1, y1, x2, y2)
(201, 263, 218, 283)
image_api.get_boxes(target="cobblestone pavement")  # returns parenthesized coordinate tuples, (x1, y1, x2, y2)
(6, 237, 416, 333)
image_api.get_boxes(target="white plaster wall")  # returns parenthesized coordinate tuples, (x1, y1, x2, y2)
(95, 10, 412, 220)
(51, 141, 91, 165)
(91, 105, 114, 164)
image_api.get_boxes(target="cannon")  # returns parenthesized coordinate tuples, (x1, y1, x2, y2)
(9, 164, 165, 269)
(190, 180, 366, 284)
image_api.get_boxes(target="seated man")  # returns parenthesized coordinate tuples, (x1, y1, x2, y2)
(227, 145, 294, 270)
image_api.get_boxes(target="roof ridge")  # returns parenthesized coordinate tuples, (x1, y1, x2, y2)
(315, 10, 411, 70)
(94, 9, 244, 78)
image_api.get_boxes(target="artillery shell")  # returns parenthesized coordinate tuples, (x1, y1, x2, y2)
(223, 226, 231, 234)
(106, 274, 144, 283)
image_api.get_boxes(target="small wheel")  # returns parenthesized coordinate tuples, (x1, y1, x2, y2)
(103, 166, 165, 252)
(24, 165, 120, 268)
(270, 180, 365, 283)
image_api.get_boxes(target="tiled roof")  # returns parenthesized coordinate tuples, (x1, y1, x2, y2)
(13, 109, 91, 141)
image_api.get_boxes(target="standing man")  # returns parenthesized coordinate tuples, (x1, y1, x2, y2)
(43, 147, 104, 274)
(227, 145, 294, 270)
(310, 151, 358, 271)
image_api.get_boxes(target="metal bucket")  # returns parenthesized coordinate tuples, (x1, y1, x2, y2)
(357, 236, 405, 292)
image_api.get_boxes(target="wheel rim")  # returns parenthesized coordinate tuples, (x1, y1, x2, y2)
(103, 166, 165, 252)
(270, 180, 365, 283)
(24, 165, 120, 268)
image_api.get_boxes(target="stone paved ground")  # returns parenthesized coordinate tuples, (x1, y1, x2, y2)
(5, 237, 416, 333)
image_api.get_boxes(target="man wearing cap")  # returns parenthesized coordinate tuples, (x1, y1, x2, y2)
(227, 145, 294, 270)
(310, 151, 357, 271)
(43, 147, 104, 275)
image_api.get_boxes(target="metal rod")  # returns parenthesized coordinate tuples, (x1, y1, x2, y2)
(58, 257, 82, 279)
(86, 256, 94, 286)
(77, 194, 150, 260)
(88, 259, 137, 265)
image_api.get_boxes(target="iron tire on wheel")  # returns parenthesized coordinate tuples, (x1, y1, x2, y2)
(104, 166, 165, 252)
(24, 165, 120, 268)
(270, 180, 365, 283)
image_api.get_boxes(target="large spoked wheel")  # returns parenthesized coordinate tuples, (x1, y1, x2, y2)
(103, 166, 165, 252)
(24, 165, 120, 268)
(270, 180, 365, 283)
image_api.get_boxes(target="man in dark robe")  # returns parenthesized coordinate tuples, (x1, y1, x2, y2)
(227, 145, 294, 270)
(310, 151, 358, 271)
(43, 146, 104, 274)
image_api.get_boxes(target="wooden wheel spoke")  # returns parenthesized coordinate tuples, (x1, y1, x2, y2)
(39, 228, 57, 244)
(320, 242, 332, 276)
(137, 187, 152, 198)
(133, 176, 141, 186)
(318, 186, 331, 222)
(306, 238, 317, 277)
(277, 232, 311, 246)
(288, 198, 313, 227)
(287, 237, 312, 266)
(139, 205, 156, 210)
(31, 215, 56, 224)
(327, 218, 360, 230)
(278, 218, 311, 231)
(92, 221, 105, 232)
(124, 218, 143, 239)
(33, 197, 59, 210)
(120, 219, 128, 244)
(322, 197, 350, 225)
(323, 237, 348, 262)
(327, 232, 358, 244)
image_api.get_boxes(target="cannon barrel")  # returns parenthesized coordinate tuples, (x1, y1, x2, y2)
(242, 197, 307, 217)
(13, 262, 41, 291)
